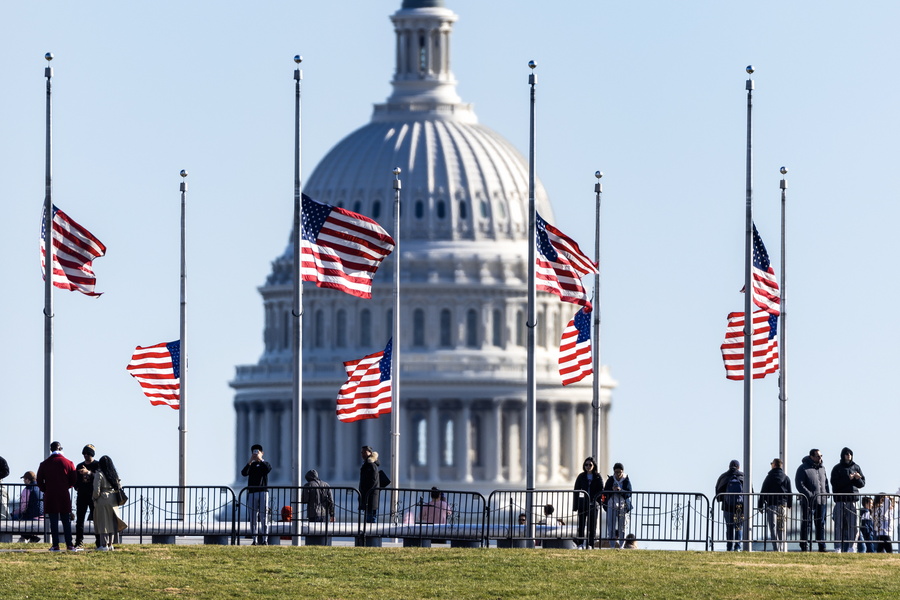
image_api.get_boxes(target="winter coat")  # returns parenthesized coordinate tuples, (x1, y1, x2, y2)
(301, 469, 334, 522)
(92, 470, 127, 535)
(714, 468, 744, 504)
(794, 455, 829, 505)
(573, 471, 604, 511)
(359, 452, 381, 512)
(603, 474, 633, 512)
(830, 459, 865, 498)
(35, 453, 76, 514)
(758, 467, 792, 509)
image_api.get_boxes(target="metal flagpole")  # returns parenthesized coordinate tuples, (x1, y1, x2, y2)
(43, 52, 55, 454)
(390, 167, 402, 517)
(778, 166, 788, 468)
(291, 55, 304, 545)
(741, 65, 755, 550)
(591, 171, 602, 465)
(178, 170, 188, 504)
(525, 60, 537, 546)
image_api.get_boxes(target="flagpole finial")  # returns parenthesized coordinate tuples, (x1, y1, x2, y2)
(45, 52, 53, 61)
(594, 171, 603, 193)
(180, 169, 188, 178)
(392, 167, 401, 176)
(780, 166, 788, 190)
(528, 60, 536, 70)
(745, 65, 754, 74)
(594, 171, 602, 180)
(779, 166, 787, 175)
(294, 55, 302, 64)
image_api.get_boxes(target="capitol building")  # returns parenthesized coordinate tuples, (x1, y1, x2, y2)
(231, 0, 616, 494)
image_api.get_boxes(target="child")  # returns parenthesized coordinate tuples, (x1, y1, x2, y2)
(858, 496, 875, 553)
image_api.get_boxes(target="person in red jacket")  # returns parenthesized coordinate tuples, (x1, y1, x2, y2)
(35, 441, 78, 552)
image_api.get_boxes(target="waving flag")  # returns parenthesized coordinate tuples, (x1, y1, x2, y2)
(127, 341, 181, 409)
(748, 224, 780, 316)
(336, 339, 392, 423)
(535, 213, 597, 309)
(301, 194, 395, 299)
(559, 307, 593, 386)
(720, 311, 779, 380)
(40, 205, 106, 296)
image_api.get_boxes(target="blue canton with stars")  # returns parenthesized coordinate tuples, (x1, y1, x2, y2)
(166, 340, 181, 378)
(535, 213, 557, 261)
(301, 194, 332, 242)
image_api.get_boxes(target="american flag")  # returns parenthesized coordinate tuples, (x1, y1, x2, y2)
(336, 339, 392, 423)
(535, 213, 597, 309)
(749, 224, 780, 316)
(127, 341, 181, 409)
(301, 194, 395, 299)
(559, 307, 593, 386)
(40, 205, 106, 297)
(720, 311, 779, 380)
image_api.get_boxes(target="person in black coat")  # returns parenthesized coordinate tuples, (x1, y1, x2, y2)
(758, 458, 792, 551)
(358, 446, 380, 523)
(794, 448, 829, 552)
(830, 447, 865, 553)
(572, 457, 603, 549)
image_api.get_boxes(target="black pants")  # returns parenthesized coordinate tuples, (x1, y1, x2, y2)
(74, 492, 94, 545)
(575, 506, 598, 547)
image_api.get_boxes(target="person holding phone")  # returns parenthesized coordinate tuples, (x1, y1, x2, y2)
(242, 444, 272, 545)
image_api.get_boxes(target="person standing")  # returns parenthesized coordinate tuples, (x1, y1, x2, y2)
(301, 469, 334, 523)
(358, 446, 380, 523)
(92, 455, 127, 551)
(73, 444, 99, 549)
(873, 493, 894, 553)
(830, 447, 865, 553)
(572, 457, 603, 549)
(14, 471, 43, 543)
(603, 462, 632, 549)
(241, 443, 272, 545)
(35, 441, 78, 552)
(0, 454, 9, 519)
(795, 448, 830, 552)
(715, 459, 745, 551)
(858, 496, 876, 553)
(758, 458, 792, 551)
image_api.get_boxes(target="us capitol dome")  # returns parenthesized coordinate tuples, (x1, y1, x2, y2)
(231, 0, 616, 493)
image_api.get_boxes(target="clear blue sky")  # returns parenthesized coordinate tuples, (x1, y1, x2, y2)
(2, 1, 898, 497)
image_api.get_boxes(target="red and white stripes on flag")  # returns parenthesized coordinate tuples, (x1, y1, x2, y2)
(750, 224, 780, 316)
(127, 341, 181, 409)
(40, 205, 106, 297)
(559, 307, 593, 386)
(535, 213, 597, 310)
(720, 311, 779, 380)
(300, 194, 395, 299)
(336, 339, 393, 422)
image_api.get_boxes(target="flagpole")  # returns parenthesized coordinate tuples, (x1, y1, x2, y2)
(291, 55, 304, 545)
(778, 167, 788, 468)
(178, 169, 188, 499)
(525, 59, 537, 546)
(43, 52, 55, 454)
(390, 167, 401, 516)
(591, 171, 602, 466)
(741, 65, 755, 550)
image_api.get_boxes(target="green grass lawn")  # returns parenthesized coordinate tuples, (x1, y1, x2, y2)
(2, 544, 900, 599)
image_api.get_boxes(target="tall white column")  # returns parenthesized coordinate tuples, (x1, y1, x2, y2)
(460, 401, 473, 482)
(428, 401, 440, 480)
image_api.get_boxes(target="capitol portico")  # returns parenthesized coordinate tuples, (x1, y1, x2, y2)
(231, 0, 616, 494)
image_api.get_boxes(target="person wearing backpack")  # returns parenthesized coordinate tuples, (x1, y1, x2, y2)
(715, 459, 745, 551)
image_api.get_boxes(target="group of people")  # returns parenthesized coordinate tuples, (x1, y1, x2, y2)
(714, 447, 893, 553)
(573, 457, 633, 549)
(0, 442, 127, 551)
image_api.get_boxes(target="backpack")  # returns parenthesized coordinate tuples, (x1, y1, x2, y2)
(723, 475, 743, 513)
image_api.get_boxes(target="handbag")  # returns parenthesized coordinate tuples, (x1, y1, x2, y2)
(378, 469, 391, 488)
(115, 487, 128, 506)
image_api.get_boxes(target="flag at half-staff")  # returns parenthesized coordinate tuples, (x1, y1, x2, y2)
(720, 311, 779, 380)
(559, 307, 593, 386)
(336, 339, 393, 423)
(745, 223, 780, 316)
(535, 213, 597, 310)
(300, 194, 395, 299)
(127, 341, 182, 409)
(40, 204, 106, 296)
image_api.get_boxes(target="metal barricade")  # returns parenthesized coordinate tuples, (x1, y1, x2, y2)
(817, 492, 900, 553)
(361, 487, 487, 547)
(710, 492, 804, 551)
(486, 490, 587, 549)
(0, 483, 47, 543)
(236, 486, 361, 545)
(121, 486, 236, 544)
(601, 491, 709, 550)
